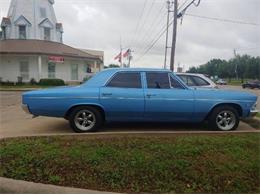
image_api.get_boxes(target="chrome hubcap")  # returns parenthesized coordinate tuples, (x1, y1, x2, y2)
(216, 110, 236, 131)
(74, 110, 96, 131)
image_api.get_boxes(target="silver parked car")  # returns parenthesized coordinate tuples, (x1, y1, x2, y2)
(216, 79, 227, 85)
(176, 73, 218, 88)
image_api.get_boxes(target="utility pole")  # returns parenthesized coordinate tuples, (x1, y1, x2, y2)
(169, 0, 178, 72)
(128, 49, 133, 68)
(167, 0, 200, 72)
(164, 0, 171, 69)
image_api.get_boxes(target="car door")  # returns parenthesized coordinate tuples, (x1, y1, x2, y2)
(144, 72, 194, 122)
(100, 71, 145, 121)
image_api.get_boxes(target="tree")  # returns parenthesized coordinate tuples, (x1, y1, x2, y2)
(187, 55, 260, 80)
(104, 64, 120, 69)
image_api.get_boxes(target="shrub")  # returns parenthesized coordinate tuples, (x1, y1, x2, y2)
(17, 76, 23, 84)
(39, 78, 65, 86)
(83, 76, 92, 82)
(1, 80, 15, 86)
(30, 78, 38, 85)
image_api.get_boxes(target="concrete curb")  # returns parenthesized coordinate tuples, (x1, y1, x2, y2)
(1, 129, 260, 139)
(0, 88, 40, 91)
(0, 177, 111, 194)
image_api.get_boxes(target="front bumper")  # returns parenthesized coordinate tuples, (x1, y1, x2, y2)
(249, 109, 259, 117)
(21, 104, 31, 114)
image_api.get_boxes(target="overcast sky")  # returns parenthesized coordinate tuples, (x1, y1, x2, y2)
(0, 0, 259, 71)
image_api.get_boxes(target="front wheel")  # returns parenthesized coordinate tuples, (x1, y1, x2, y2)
(209, 106, 239, 131)
(69, 106, 103, 133)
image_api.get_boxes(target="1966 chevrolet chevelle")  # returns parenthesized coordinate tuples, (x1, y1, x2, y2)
(22, 68, 258, 132)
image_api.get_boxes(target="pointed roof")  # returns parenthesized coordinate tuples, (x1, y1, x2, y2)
(39, 18, 54, 28)
(14, 15, 31, 26)
(1, 17, 11, 27)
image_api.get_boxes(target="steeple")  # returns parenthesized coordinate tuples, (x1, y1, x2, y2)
(1, 0, 63, 42)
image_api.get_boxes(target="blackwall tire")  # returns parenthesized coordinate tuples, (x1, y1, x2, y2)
(209, 106, 239, 131)
(69, 106, 103, 133)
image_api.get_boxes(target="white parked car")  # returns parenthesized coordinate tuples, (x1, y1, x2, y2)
(216, 79, 227, 85)
(176, 73, 218, 89)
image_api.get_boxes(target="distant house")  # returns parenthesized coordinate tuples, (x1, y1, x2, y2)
(0, 0, 104, 83)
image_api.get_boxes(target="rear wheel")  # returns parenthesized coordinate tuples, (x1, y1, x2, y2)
(209, 106, 239, 131)
(69, 106, 103, 133)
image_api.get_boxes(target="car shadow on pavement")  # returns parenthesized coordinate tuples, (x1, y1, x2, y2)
(101, 122, 210, 132)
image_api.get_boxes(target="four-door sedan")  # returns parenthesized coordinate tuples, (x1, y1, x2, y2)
(22, 68, 258, 132)
(176, 73, 217, 88)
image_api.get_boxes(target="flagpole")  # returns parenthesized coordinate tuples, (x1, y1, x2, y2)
(120, 37, 123, 68)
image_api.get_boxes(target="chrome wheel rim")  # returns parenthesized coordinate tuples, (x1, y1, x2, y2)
(74, 110, 96, 131)
(216, 110, 236, 131)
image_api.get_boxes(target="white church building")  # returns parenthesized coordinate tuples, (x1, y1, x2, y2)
(0, 0, 104, 83)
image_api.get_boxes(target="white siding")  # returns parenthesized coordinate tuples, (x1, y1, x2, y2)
(6, 0, 62, 42)
(0, 55, 99, 83)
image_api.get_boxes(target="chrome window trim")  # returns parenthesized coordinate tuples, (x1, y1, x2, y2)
(169, 73, 186, 89)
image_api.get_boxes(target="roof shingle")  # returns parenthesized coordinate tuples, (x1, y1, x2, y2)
(0, 39, 103, 62)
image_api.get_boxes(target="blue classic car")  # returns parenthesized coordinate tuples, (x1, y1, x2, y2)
(22, 68, 258, 132)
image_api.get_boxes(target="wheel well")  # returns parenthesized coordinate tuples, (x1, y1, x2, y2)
(205, 103, 243, 120)
(64, 105, 105, 120)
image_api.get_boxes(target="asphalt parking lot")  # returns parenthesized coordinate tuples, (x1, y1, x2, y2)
(0, 86, 259, 138)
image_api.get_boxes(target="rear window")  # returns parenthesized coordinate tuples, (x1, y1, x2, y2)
(106, 72, 142, 88)
(178, 75, 196, 86)
(192, 76, 210, 86)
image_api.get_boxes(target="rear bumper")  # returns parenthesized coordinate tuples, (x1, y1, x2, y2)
(21, 104, 31, 115)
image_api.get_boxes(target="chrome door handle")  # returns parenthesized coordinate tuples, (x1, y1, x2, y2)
(102, 93, 112, 96)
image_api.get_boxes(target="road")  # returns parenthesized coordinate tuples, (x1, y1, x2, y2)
(0, 87, 259, 138)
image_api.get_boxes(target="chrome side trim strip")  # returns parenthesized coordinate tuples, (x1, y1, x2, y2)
(28, 96, 254, 103)
(28, 97, 97, 99)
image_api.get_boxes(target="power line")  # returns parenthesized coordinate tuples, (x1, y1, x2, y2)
(134, 0, 160, 49)
(186, 13, 260, 26)
(134, 1, 164, 50)
(135, 16, 174, 62)
(130, 0, 149, 46)
(236, 46, 260, 51)
(135, 9, 167, 56)
(178, 0, 189, 10)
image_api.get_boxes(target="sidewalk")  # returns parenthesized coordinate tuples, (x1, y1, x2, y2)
(0, 88, 41, 91)
(0, 177, 111, 194)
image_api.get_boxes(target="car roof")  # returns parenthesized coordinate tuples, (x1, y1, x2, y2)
(176, 73, 205, 77)
(84, 68, 174, 87)
(102, 68, 171, 73)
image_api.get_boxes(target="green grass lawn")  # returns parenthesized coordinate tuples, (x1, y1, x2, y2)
(227, 80, 245, 86)
(0, 134, 259, 193)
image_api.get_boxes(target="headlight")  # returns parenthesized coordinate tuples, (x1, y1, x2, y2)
(251, 102, 257, 111)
